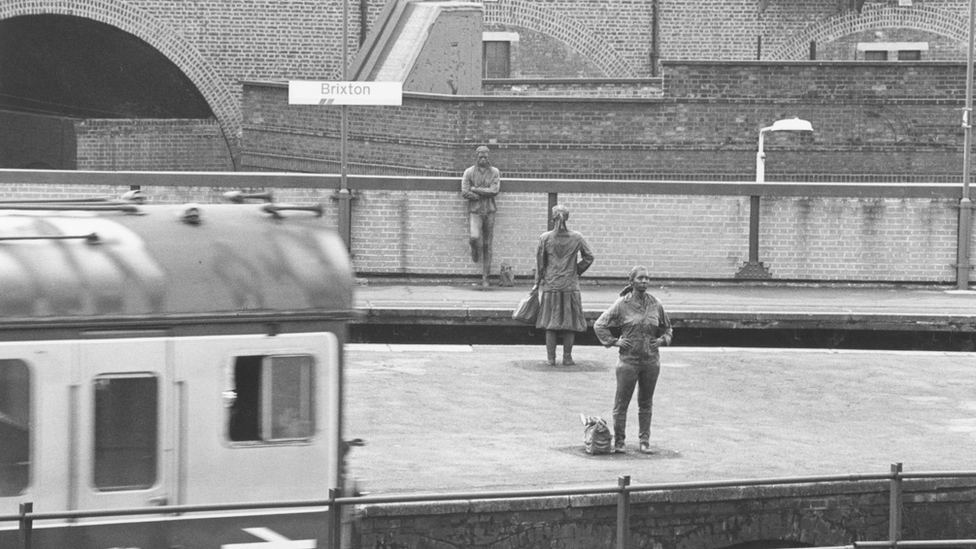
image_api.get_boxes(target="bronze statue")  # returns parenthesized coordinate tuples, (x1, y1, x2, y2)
(593, 265, 673, 454)
(461, 145, 500, 287)
(533, 205, 594, 365)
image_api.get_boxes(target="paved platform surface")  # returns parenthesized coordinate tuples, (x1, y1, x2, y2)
(354, 280, 976, 331)
(344, 343, 976, 495)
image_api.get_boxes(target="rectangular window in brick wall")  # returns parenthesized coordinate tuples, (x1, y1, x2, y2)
(858, 42, 927, 61)
(483, 41, 510, 78)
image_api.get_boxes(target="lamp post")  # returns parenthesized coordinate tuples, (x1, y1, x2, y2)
(736, 118, 814, 279)
(957, 0, 976, 290)
(337, 0, 353, 251)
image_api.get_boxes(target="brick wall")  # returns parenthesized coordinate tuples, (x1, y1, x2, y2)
(484, 0, 972, 78)
(0, 110, 77, 170)
(482, 78, 664, 98)
(245, 61, 973, 179)
(74, 119, 234, 171)
(239, 59, 976, 283)
(355, 480, 976, 549)
(3, 0, 972, 159)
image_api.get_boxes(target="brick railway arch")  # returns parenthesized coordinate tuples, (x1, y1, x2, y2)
(765, 5, 967, 61)
(482, 0, 637, 78)
(0, 0, 241, 168)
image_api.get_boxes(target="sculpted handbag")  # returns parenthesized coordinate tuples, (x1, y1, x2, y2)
(512, 287, 540, 324)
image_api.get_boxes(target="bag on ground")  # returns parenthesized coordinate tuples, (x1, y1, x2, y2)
(580, 414, 613, 455)
(512, 287, 540, 324)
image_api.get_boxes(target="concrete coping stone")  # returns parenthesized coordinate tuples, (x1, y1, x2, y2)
(355, 478, 976, 518)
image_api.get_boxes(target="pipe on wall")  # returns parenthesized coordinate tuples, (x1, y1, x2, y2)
(360, 0, 368, 46)
(650, 0, 659, 77)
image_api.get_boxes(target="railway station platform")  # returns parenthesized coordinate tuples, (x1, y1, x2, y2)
(353, 279, 976, 336)
(344, 342, 976, 495)
(346, 280, 976, 495)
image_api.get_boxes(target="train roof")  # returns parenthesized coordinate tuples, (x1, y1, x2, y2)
(0, 200, 355, 331)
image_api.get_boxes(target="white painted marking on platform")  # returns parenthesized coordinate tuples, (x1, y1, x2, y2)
(347, 343, 472, 353)
(662, 347, 976, 357)
(947, 418, 976, 433)
(221, 527, 316, 549)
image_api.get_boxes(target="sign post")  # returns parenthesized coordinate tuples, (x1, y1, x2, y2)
(287, 80, 403, 252)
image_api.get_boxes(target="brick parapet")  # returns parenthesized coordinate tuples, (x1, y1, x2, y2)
(354, 480, 976, 549)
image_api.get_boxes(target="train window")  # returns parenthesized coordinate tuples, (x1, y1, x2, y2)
(0, 359, 30, 496)
(93, 375, 158, 491)
(227, 354, 315, 443)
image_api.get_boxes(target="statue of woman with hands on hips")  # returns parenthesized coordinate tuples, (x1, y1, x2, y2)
(594, 265, 673, 454)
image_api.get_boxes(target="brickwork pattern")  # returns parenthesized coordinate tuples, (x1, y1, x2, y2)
(356, 482, 976, 549)
(482, 78, 664, 98)
(247, 65, 971, 177)
(487, 24, 606, 79)
(3, 0, 974, 162)
(240, 56, 976, 283)
(74, 119, 234, 171)
(483, 0, 641, 77)
(768, 3, 970, 60)
(761, 197, 957, 281)
(816, 29, 963, 62)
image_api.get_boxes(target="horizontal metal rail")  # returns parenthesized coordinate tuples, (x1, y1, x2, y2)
(0, 169, 965, 198)
(813, 541, 976, 549)
(4, 466, 976, 549)
(857, 542, 976, 548)
(3, 468, 975, 522)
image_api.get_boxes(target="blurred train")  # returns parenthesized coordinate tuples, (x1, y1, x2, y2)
(0, 193, 356, 548)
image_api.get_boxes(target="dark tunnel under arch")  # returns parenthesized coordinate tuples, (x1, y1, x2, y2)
(0, 14, 213, 119)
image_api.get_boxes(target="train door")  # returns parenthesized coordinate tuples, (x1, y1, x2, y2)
(0, 342, 74, 516)
(172, 333, 340, 505)
(72, 339, 173, 511)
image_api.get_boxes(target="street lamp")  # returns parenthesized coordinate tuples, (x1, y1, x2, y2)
(956, 0, 976, 291)
(736, 118, 814, 279)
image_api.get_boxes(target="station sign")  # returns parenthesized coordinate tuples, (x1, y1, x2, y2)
(288, 80, 402, 106)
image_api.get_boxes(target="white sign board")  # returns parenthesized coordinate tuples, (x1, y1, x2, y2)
(288, 81, 402, 106)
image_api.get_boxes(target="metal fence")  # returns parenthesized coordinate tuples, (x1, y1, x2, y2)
(1, 167, 970, 285)
(4, 463, 976, 549)
(0, 168, 966, 196)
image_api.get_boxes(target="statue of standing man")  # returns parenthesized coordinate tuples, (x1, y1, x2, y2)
(461, 145, 500, 287)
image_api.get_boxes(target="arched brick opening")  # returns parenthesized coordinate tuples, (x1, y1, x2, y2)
(766, 5, 967, 61)
(0, 0, 241, 168)
(483, 0, 636, 78)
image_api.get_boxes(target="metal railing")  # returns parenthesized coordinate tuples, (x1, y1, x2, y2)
(2, 168, 970, 284)
(4, 463, 976, 549)
(0, 168, 965, 197)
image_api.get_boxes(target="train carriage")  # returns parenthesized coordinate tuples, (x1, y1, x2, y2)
(0, 197, 356, 549)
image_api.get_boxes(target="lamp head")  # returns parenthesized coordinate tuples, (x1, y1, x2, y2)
(768, 118, 814, 132)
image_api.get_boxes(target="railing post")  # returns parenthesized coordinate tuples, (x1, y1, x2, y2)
(547, 193, 558, 231)
(19, 502, 32, 549)
(328, 488, 343, 549)
(735, 195, 772, 279)
(617, 475, 631, 549)
(889, 462, 903, 546)
(335, 189, 354, 252)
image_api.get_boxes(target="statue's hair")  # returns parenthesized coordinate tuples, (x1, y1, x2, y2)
(628, 265, 649, 283)
(620, 265, 650, 296)
(551, 204, 570, 221)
